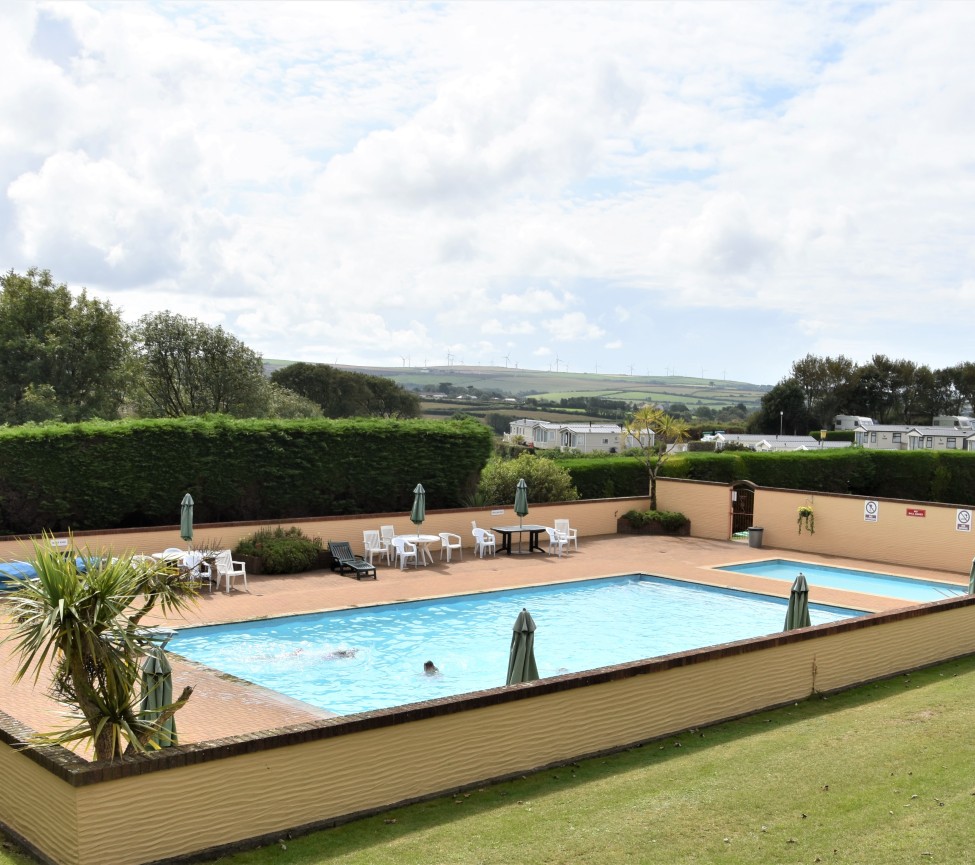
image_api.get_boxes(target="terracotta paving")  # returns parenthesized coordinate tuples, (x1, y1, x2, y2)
(1, 535, 967, 759)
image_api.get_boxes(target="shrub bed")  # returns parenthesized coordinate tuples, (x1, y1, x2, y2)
(232, 526, 325, 575)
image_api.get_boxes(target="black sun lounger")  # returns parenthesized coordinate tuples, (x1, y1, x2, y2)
(328, 541, 378, 580)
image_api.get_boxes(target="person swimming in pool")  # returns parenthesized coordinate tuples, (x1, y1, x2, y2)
(423, 660, 439, 675)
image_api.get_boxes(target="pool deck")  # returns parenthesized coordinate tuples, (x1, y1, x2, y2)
(1, 534, 968, 757)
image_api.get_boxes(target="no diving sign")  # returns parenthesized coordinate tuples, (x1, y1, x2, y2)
(864, 500, 879, 523)
(957, 509, 972, 532)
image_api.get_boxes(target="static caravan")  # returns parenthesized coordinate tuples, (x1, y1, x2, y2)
(833, 415, 874, 431)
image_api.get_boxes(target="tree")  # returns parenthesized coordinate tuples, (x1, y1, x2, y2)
(790, 354, 856, 427)
(130, 312, 268, 417)
(477, 453, 579, 504)
(2, 538, 198, 760)
(262, 381, 323, 419)
(624, 405, 690, 510)
(271, 362, 419, 418)
(943, 362, 975, 418)
(753, 379, 815, 435)
(0, 268, 130, 423)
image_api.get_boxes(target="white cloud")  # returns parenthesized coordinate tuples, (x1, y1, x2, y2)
(2, 1, 974, 383)
(542, 312, 606, 342)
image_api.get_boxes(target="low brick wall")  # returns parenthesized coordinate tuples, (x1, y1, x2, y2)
(3, 594, 975, 865)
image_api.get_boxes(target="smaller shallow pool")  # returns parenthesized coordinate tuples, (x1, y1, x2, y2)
(715, 559, 966, 602)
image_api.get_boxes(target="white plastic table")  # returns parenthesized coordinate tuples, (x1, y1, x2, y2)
(393, 534, 441, 566)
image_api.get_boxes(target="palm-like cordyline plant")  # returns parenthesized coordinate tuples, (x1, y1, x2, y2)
(624, 406, 691, 510)
(2, 535, 199, 760)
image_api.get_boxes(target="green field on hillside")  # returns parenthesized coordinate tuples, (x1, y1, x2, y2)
(264, 362, 767, 414)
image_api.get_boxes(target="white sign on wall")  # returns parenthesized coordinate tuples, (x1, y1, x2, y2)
(864, 500, 879, 523)
(956, 509, 972, 532)
(491, 509, 504, 516)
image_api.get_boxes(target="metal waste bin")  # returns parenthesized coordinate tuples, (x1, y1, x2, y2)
(747, 527, 764, 548)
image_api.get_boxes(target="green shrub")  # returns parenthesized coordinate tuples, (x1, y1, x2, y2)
(232, 526, 323, 574)
(621, 509, 689, 530)
(477, 453, 579, 504)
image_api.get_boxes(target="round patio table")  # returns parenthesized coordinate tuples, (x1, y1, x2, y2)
(392, 534, 441, 566)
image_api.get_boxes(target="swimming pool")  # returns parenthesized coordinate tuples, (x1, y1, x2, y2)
(169, 575, 859, 716)
(715, 559, 966, 602)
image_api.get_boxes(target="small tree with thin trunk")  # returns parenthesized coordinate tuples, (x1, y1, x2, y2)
(624, 405, 690, 510)
(2, 536, 199, 760)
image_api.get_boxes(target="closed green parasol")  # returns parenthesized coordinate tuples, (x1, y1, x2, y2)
(506, 607, 539, 685)
(180, 493, 194, 544)
(410, 484, 426, 535)
(784, 572, 811, 631)
(514, 478, 529, 527)
(969, 557, 975, 594)
(140, 645, 177, 748)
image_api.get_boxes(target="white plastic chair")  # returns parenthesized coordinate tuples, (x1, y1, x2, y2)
(180, 550, 206, 586)
(544, 527, 569, 558)
(438, 532, 463, 562)
(554, 519, 578, 551)
(380, 525, 397, 565)
(472, 527, 496, 558)
(204, 549, 248, 592)
(391, 537, 418, 570)
(363, 530, 387, 565)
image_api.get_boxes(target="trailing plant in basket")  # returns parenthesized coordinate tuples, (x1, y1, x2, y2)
(797, 505, 815, 535)
(233, 526, 324, 574)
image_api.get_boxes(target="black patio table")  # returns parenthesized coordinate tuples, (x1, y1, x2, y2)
(491, 524, 548, 555)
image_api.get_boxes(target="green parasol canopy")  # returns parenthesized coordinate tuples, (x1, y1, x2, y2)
(514, 477, 529, 528)
(140, 645, 177, 748)
(180, 493, 194, 544)
(783, 572, 811, 631)
(506, 607, 539, 685)
(410, 483, 426, 534)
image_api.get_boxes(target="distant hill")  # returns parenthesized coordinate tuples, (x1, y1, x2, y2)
(264, 361, 769, 414)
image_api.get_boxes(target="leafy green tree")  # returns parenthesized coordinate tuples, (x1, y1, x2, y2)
(0, 268, 130, 423)
(130, 312, 268, 417)
(942, 362, 975, 418)
(262, 382, 323, 419)
(484, 412, 517, 435)
(790, 354, 856, 427)
(362, 374, 421, 418)
(2, 538, 198, 760)
(753, 379, 815, 435)
(624, 405, 690, 510)
(477, 453, 579, 504)
(271, 362, 419, 418)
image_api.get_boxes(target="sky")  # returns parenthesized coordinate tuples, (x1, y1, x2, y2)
(3, 1, 974, 387)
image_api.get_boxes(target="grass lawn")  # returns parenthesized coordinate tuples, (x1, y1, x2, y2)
(3, 656, 975, 865)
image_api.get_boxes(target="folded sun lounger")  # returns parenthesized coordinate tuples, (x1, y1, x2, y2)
(327, 541, 378, 581)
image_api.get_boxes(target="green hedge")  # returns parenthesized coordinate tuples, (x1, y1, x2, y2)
(563, 449, 975, 506)
(561, 457, 647, 498)
(0, 416, 494, 534)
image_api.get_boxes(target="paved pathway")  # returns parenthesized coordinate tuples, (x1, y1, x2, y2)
(1, 535, 965, 757)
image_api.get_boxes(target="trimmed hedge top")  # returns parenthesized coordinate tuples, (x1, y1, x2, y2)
(0, 415, 494, 534)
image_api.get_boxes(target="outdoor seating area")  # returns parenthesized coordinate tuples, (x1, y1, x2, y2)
(348, 518, 580, 569)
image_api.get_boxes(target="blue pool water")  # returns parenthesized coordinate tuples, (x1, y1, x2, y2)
(715, 559, 966, 602)
(169, 576, 859, 716)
